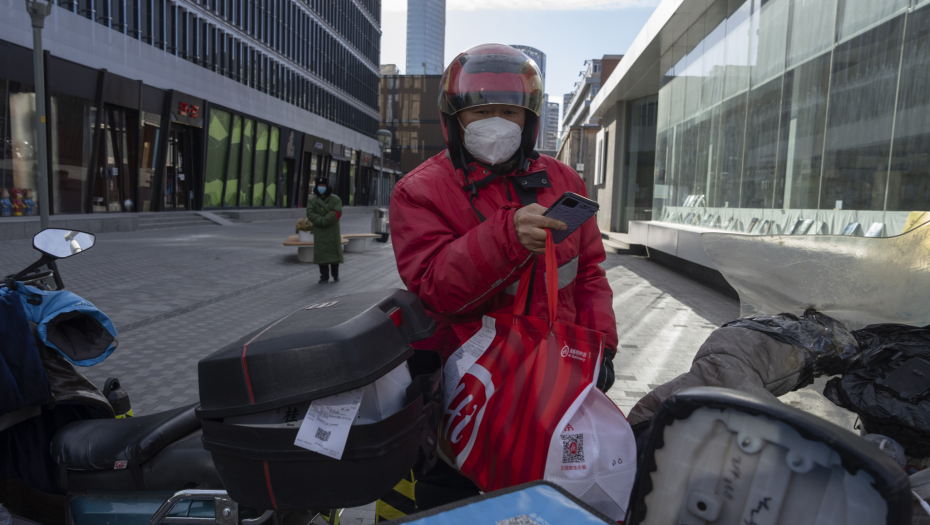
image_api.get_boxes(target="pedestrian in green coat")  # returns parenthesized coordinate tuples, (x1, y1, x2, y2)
(306, 176, 343, 283)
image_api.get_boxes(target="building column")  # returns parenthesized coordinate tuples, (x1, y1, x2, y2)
(609, 102, 629, 233)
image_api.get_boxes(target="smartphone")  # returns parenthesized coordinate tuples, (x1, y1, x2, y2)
(542, 192, 599, 244)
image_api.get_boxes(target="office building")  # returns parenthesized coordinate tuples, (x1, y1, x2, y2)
(557, 56, 622, 198)
(544, 101, 559, 150)
(590, 0, 930, 271)
(406, 0, 445, 75)
(511, 46, 551, 151)
(379, 73, 445, 175)
(0, 0, 383, 227)
(511, 45, 546, 81)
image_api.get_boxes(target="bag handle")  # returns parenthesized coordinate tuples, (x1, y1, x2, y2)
(513, 229, 558, 323)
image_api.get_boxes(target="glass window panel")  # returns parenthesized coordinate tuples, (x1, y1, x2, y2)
(657, 81, 672, 132)
(669, 74, 686, 129)
(50, 94, 95, 214)
(203, 109, 230, 207)
(692, 110, 716, 204)
(786, 0, 837, 69)
(821, 15, 904, 211)
(724, 0, 753, 99)
(239, 118, 254, 206)
(653, 128, 669, 220)
(750, 0, 790, 86)
(282, 159, 289, 207)
(780, 53, 831, 210)
(224, 115, 241, 207)
(678, 117, 702, 205)
(741, 74, 786, 209)
(626, 95, 659, 226)
(127, 0, 138, 36)
(5, 84, 38, 217)
(252, 121, 268, 206)
(667, 125, 684, 206)
(139, 121, 159, 211)
(264, 126, 278, 206)
(836, 0, 908, 42)
(886, 5, 930, 212)
(684, 16, 706, 119)
(704, 105, 725, 207)
(667, 35, 688, 127)
(702, 17, 728, 111)
(714, 93, 749, 209)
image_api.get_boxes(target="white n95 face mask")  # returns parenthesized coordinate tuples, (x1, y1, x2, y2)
(462, 117, 523, 166)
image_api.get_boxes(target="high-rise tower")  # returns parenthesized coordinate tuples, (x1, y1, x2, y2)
(511, 46, 548, 150)
(407, 0, 446, 75)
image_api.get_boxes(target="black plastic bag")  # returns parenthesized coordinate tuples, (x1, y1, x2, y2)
(721, 309, 860, 387)
(824, 324, 930, 457)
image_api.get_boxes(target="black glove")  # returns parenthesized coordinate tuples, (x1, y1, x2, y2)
(596, 350, 615, 393)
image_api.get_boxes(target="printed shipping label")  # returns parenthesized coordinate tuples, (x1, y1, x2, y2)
(443, 316, 497, 408)
(294, 387, 364, 459)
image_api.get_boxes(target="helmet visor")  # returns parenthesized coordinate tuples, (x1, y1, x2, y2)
(440, 49, 545, 116)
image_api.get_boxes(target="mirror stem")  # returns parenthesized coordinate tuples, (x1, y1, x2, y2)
(47, 259, 63, 290)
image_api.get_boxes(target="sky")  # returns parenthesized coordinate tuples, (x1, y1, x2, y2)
(380, 0, 658, 124)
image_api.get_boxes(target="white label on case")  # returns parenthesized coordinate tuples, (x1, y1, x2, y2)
(294, 387, 364, 459)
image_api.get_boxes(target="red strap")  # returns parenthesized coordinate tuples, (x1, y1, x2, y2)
(545, 230, 557, 323)
(513, 263, 534, 315)
(511, 229, 559, 324)
(335, 211, 342, 220)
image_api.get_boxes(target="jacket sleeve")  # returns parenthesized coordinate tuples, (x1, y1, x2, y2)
(309, 199, 339, 227)
(571, 187, 619, 355)
(390, 181, 532, 316)
(332, 196, 343, 220)
(306, 202, 323, 224)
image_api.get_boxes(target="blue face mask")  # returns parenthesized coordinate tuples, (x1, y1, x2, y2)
(316, 186, 327, 195)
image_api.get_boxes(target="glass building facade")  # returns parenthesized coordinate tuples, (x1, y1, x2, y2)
(1, 0, 381, 221)
(654, 0, 930, 237)
(59, 0, 381, 136)
(406, 0, 445, 75)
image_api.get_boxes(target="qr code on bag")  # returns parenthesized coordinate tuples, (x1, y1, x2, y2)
(496, 515, 541, 525)
(561, 433, 584, 463)
(315, 427, 331, 442)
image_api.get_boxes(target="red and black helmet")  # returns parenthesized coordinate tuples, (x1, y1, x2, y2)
(439, 44, 544, 168)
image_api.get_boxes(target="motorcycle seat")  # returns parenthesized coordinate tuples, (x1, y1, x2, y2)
(66, 429, 224, 492)
(51, 402, 200, 472)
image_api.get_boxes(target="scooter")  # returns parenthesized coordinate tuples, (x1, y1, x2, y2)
(2, 229, 919, 525)
(1, 228, 430, 525)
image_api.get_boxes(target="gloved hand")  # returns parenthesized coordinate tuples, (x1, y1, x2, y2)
(597, 350, 615, 393)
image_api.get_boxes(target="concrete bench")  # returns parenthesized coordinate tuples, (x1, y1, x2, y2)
(341, 233, 380, 253)
(283, 235, 349, 262)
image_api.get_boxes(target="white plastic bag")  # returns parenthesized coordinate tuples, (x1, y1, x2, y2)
(543, 387, 638, 521)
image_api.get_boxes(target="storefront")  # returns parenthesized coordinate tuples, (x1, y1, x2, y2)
(160, 91, 204, 211)
(328, 143, 352, 205)
(0, 39, 372, 222)
(298, 135, 329, 208)
(200, 102, 298, 210)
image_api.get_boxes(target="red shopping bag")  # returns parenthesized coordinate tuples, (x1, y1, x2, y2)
(438, 231, 636, 520)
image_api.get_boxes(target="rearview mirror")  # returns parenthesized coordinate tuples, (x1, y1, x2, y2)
(33, 229, 96, 259)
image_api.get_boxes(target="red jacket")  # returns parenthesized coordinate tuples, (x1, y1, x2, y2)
(390, 152, 618, 359)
